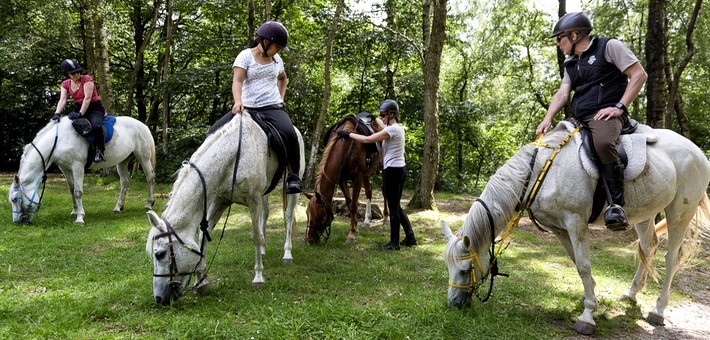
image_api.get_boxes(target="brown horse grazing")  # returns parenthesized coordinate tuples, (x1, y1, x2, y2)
(305, 113, 389, 244)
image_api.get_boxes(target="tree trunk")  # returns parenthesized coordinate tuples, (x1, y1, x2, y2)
(248, 0, 256, 40)
(305, 0, 345, 189)
(161, 0, 174, 154)
(92, 0, 115, 115)
(127, 0, 162, 119)
(665, 0, 701, 134)
(644, 0, 667, 128)
(408, 0, 446, 210)
(555, 1, 571, 118)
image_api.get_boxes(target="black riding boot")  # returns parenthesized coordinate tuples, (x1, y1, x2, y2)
(286, 173, 301, 194)
(602, 159, 628, 231)
(93, 128, 106, 162)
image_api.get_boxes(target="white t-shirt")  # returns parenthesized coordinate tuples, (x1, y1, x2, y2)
(382, 124, 406, 169)
(233, 49, 285, 108)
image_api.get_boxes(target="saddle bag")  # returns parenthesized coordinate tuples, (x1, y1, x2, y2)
(72, 118, 93, 136)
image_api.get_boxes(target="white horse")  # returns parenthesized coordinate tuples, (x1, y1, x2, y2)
(8, 116, 156, 224)
(443, 124, 710, 335)
(145, 111, 305, 305)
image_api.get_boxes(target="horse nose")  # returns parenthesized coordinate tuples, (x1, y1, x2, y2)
(155, 295, 171, 305)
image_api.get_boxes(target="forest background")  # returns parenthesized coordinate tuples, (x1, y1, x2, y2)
(0, 0, 707, 210)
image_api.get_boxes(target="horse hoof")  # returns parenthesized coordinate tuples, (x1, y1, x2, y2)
(360, 222, 371, 229)
(112, 209, 121, 214)
(619, 293, 637, 304)
(252, 281, 264, 289)
(646, 312, 665, 326)
(345, 238, 356, 244)
(574, 320, 595, 335)
(74, 219, 84, 225)
(282, 258, 293, 265)
(194, 281, 211, 296)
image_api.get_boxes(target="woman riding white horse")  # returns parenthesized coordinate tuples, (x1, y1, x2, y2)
(145, 111, 305, 305)
(443, 123, 710, 335)
(9, 116, 156, 224)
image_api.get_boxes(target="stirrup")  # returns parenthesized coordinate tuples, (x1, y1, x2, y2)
(604, 204, 629, 231)
(94, 150, 106, 162)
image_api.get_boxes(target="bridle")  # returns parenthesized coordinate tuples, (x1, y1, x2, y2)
(448, 199, 508, 303)
(13, 124, 59, 218)
(448, 128, 580, 302)
(151, 218, 205, 300)
(151, 115, 245, 295)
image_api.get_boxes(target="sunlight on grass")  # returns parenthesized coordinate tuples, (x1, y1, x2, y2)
(0, 174, 706, 338)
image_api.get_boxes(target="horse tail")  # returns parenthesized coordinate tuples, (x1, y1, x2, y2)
(637, 192, 710, 281)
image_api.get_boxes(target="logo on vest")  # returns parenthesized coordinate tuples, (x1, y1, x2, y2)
(588, 55, 596, 65)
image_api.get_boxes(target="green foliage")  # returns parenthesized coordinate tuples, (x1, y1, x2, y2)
(1, 0, 708, 190)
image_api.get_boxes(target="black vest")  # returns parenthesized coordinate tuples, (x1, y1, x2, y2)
(565, 37, 628, 118)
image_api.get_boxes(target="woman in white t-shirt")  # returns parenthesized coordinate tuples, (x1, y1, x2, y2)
(209, 21, 302, 193)
(338, 100, 417, 250)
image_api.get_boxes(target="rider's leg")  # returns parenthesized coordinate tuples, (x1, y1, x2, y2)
(86, 110, 106, 162)
(586, 116, 628, 230)
(262, 108, 302, 193)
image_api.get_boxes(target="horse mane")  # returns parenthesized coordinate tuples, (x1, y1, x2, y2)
(456, 141, 539, 253)
(168, 114, 242, 206)
(314, 117, 357, 190)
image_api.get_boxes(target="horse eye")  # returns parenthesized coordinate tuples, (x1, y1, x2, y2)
(154, 250, 167, 261)
(460, 269, 469, 276)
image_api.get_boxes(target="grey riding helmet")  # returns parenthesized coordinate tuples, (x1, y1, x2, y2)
(550, 12, 593, 37)
(61, 59, 82, 74)
(256, 21, 290, 52)
(378, 99, 399, 114)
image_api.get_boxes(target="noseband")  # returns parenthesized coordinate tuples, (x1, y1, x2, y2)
(14, 124, 59, 217)
(152, 218, 205, 297)
(448, 199, 508, 303)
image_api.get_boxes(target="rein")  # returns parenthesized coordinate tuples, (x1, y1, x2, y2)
(19, 123, 59, 215)
(448, 199, 509, 303)
(154, 114, 244, 293)
(449, 127, 580, 302)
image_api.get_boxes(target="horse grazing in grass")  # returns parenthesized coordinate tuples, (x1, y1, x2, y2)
(145, 111, 304, 305)
(442, 123, 710, 335)
(304, 114, 388, 244)
(8, 116, 156, 224)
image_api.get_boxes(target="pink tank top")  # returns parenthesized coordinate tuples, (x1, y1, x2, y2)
(61, 75, 100, 103)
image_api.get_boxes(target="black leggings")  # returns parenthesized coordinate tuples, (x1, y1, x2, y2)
(76, 101, 106, 152)
(382, 166, 414, 242)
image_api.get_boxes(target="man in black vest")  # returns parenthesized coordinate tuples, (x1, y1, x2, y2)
(536, 12, 648, 231)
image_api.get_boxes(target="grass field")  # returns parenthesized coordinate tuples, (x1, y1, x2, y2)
(1, 172, 707, 338)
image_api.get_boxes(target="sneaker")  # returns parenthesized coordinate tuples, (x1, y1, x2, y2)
(382, 241, 400, 251)
(94, 150, 106, 162)
(401, 237, 418, 247)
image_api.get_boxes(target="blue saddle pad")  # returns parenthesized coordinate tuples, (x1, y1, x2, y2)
(84, 116, 116, 144)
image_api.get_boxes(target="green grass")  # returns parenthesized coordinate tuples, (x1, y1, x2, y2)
(0, 173, 705, 338)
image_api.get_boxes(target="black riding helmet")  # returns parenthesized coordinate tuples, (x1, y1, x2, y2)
(61, 59, 82, 74)
(256, 21, 290, 52)
(550, 12, 593, 38)
(378, 99, 399, 114)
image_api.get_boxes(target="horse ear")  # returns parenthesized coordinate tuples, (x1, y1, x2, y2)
(303, 192, 314, 199)
(13, 174, 20, 186)
(146, 210, 166, 233)
(462, 235, 471, 249)
(442, 221, 455, 241)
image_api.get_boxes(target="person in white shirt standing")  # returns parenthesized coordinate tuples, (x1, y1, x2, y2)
(338, 100, 417, 250)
